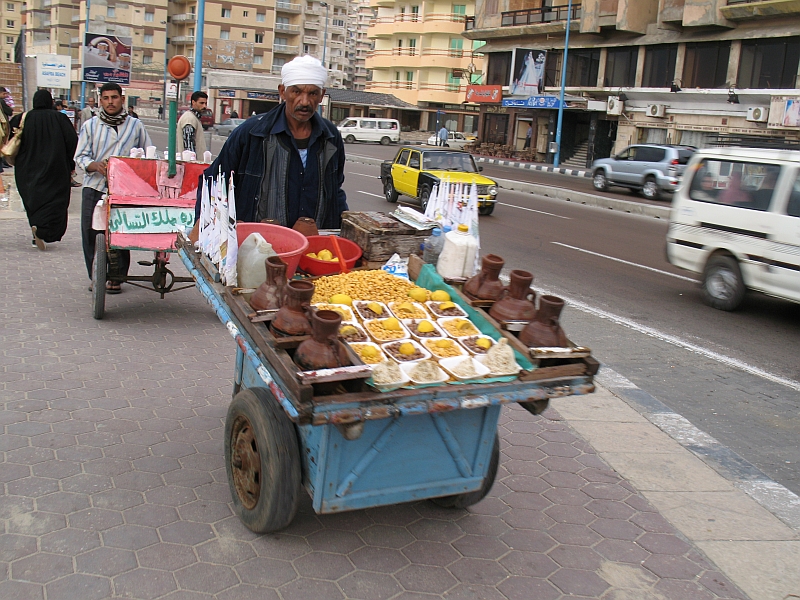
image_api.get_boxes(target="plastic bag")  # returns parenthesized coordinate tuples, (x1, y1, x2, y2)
(91, 197, 107, 231)
(381, 253, 409, 280)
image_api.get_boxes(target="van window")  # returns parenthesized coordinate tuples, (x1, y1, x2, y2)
(787, 174, 800, 217)
(378, 121, 394, 129)
(361, 120, 377, 129)
(397, 149, 411, 165)
(408, 151, 421, 169)
(340, 119, 357, 128)
(636, 147, 666, 162)
(688, 159, 780, 211)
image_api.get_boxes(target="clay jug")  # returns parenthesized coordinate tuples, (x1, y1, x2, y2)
(250, 256, 287, 311)
(489, 269, 537, 322)
(270, 280, 314, 337)
(464, 254, 505, 301)
(520, 295, 569, 348)
(294, 310, 351, 371)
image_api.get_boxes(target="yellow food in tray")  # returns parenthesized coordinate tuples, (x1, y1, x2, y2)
(389, 301, 428, 320)
(311, 270, 426, 305)
(313, 303, 354, 322)
(364, 318, 408, 342)
(439, 318, 480, 337)
(423, 337, 466, 358)
(349, 343, 385, 364)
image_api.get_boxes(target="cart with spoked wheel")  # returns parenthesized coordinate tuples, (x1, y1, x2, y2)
(91, 156, 207, 319)
(178, 235, 598, 533)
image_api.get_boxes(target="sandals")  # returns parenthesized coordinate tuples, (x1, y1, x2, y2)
(106, 281, 122, 294)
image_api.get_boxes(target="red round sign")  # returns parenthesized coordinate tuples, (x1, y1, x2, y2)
(167, 56, 191, 81)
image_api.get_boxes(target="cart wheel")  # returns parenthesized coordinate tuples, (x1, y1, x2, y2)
(92, 233, 107, 320)
(431, 434, 499, 509)
(225, 387, 301, 533)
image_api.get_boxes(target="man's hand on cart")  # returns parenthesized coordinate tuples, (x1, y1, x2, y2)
(87, 159, 108, 177)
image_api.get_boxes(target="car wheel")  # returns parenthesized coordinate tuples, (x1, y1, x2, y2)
(478, 204, 495, 216)
(642, 177, 660, 200)
(593, 171, 609, 191)
(380, 136, 391, 146)
(384, 179, 399, 203)
(419, 185, 431, 213)
(701, 255, 746, 311)
(345, 135, 355, 144)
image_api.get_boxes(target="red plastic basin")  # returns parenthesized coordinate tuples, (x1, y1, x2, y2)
(299, 235, 363, 276)
(236, 223, 309, 279)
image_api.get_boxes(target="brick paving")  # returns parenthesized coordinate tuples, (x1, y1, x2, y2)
(0, 214, 749, 599)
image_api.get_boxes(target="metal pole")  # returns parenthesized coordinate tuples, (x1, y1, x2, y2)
(321, 2, 329, 66)
(162, 20, 168, 118)
(80, 0, 91, 108)
(168, 82, 178, 177)
(193, 0, 206, 92)
(553, 0, 572, 168)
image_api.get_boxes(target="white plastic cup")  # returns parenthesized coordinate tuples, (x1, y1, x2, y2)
(163, 150, 169, 160)
(145, 146, 157, 159)
(129, 148, 138, 158)
(203, 151, 212, 163)
(182, 150, 193, 161)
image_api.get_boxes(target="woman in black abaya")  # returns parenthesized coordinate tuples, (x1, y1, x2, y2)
(15, 89, 79, 250)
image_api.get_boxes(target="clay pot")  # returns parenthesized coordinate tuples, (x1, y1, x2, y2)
(250, 256, 287, 311)
(270, 280, 314, 337)
(520, 295, 569, 348)
(292, 217, 319, 237)
(464, 254, 505, 301)
(489, 269, 537, 322)
(294, 310, 351, 372)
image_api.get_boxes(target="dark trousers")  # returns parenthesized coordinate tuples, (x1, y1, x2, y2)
(81, 187, 130, 280)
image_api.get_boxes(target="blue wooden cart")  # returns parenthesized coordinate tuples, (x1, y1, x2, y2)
(178, 237, 597, 533)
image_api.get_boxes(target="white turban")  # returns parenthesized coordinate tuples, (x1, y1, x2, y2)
(281, 55, 328, 89)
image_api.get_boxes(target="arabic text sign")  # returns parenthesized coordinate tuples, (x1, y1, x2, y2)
(108, 207, 195, 234)
(83, 33, 132, 85)
(37, 54, 71, 88)
(502, 95, 562, 109)
(465, 85, 502, 104)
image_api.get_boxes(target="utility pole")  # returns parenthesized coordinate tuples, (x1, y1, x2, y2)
(553, 0, 572, 168)
(80, 0, 91, 108)
(193, 0, 206, 92)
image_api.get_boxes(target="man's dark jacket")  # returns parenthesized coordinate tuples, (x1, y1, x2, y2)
(196, 103, 347, 229)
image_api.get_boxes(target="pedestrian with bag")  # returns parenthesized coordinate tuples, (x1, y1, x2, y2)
(10, 90, 78, 251)
(75, 82, 151, 293)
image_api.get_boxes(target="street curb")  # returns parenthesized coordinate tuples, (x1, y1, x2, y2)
(345, 154, 672, 219)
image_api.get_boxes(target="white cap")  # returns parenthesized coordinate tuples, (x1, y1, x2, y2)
(281, 55, 328, 89)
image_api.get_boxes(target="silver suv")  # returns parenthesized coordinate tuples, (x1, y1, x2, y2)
(591, 144, 695, 200)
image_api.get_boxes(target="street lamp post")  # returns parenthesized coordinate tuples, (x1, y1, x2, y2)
(161, 20, 168, 119)
(80, 0, 91, 108)
(193, 0, 206, 92)
(553, 0, 572, 168)
(320, 2, 330, 67)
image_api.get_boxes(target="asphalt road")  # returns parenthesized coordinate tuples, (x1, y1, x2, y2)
(144, 124, 800, 495)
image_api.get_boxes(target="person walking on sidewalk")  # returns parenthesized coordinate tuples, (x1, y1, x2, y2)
(437, 125, 448, 147)
(523, 124, 532, 149)
(14, 90, 78, 251)
(79, 96, 97, 129)
(177, 91, 208, 157)
(75, 82, 151, 293)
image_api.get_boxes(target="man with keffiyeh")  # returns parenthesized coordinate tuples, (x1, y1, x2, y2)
(75, 82, 152, 293)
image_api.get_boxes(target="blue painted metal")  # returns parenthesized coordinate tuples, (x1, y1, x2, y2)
(193, 0, 206, 93)
(554, 0, 573, 168)
(432, 413, 472, 478)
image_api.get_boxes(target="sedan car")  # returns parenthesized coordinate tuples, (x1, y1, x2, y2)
(426, 131, 476, 150)
(213, 118, 247, 137)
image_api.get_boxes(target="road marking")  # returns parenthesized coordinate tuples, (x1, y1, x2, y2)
(348, 171, 378, 178)
(358, 191, 385, 199)
(552, 242, 699, 283)
(496, 202, 570, 219)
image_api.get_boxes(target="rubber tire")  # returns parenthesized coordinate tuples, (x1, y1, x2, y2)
(384, 178, 399, 203)
(431, 434, 499, 509)
(593, 170, 609, 191)
(92, 233, 107, 320)
(380, 136, 391, 146)
(345, 134, 355, 144)
(701, 255, 746, 311)
(419, 185, 431, 213)
(478, 204, 495, 216)
(641, 176, 660, 200)
(225, 387, 301, 533)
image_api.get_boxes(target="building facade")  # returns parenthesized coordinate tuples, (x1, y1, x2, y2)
(366, 0, 485, 132)
(351, 0, 375, 91)
(463, 0, 800, 166)
(0, 0, 21, 64)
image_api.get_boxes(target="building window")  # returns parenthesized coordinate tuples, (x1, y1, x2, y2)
(642, 44, 677, 88)
(189, 28, 195, 36)
(411, 5, 419, 21)
(5, 52, 10, 61)
(449, 38, 463, 58)
(222, 8, 231, 18)
(738, 37, 800, 89)
(243, 10, 249, 17)
(254, 54, 263, 64)
(5, 36, 13, 44)
(604, 47, 638, 88)
(143, 55, 152, 64)
(107, 6, 115, 17)
(408, 38, 416, 56)
(220, 30, 230, 40)
(452, 4, 466, 14)
(255, 33, 264, 43)
(6, 20, 14, 28)
(447, 72, 460, 92)
(683, 41, 730, 88)
(487, 52, 511, 86)
(144, 33, 153, 44)
(566, 48, 600, 87)
(144, 11, 154, 22)
(257, 12, 265, 22)
(6, 3, 13, 11)
(242, 32, 247, 38)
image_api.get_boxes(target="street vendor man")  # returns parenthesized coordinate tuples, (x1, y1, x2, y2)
(196, 54, 348, 229)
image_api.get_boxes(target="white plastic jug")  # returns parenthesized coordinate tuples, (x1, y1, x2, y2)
(237, 233, 278, 290)
(436, 224, 478, 279)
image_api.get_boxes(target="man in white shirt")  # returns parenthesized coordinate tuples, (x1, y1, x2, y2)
(177, 91, 208, 157)
(79, 96, 97, 128)
(75, 82, 151, 293)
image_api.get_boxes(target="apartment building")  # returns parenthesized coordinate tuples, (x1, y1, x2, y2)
(366, 0, 484, 132)
(351, 0, 375, 91)
(463, 0, 800, 166)
(0, 0, 20, 64)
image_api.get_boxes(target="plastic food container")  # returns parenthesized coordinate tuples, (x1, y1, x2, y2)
(312, 303, 354, 323)
(458, 335, 496, 355)
(381, 339, 432, 364)
(400, 361, 449, 385)
(438, 317, 481, 338)
(439, 356, 491, 381)
(476, 354, 522, 376)
(236, 223, 309, 279)
(426, 301, 468, 318)
(388, 301, 429, 320)
(422, 336, 468, 359)
(348, 341, 386, 366)
(338, 322, 368, 343)
(353, 300, 391, 321)
(402, 318, 446, 341)
(299, 235, 363, 276)
(362, 318, 410, 342)
(367, 362, 411, 393)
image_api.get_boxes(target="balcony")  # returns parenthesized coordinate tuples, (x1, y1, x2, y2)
(275, 22, 301, 33)
(171, 35, 195, 44)
(501, 3, 582, 26)
(271, 66, 284, 75)
(303, 35, 319, 44)
(366, 47, 475, 70)
(370, 13, 467, 37)
(721, 0, 800, 19)
(276, 2, 302, 13)
(273, 44, 299, 54)
(171, 13, 197, 23)
(305, 20, 321, 29)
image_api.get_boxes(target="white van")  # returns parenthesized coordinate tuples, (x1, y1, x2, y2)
(338, 117, 400, 145)
(666, 147, 800, 310)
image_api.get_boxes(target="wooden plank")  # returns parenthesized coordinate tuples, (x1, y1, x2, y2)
(519, 362, 587, 381)
(108, 232, 181, 252)
(298, 365, 373, 385)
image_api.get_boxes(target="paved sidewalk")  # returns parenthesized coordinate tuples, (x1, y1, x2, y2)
(0, 198, 798, 599)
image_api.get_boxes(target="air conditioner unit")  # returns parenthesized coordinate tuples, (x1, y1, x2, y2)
(746, 106, 769, 123)
(607, 96, 624, 116)
(647, 104, 666, 118)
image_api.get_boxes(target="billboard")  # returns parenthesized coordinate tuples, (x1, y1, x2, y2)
(509, 49, 547, 96)
(465, 85, 502, 103)
(82, 33, 132, 85)
(201, 39, 254, 72)
(36, 54, 71, 89)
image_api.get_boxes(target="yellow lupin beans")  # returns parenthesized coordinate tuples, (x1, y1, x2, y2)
(311, 270, 427, 305)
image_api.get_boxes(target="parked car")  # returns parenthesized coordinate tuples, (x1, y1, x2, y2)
(666, 147, 800, 311)
(426, 131, 477, 150)
(177, 107, 215, 130)
(213, 118, 247, 137)
(591, 144, 695, 199)
(337, 117, 400, 145)
(380, 147, 498, 215)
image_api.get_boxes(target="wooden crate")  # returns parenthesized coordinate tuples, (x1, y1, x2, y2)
(340, 211, 429, 263)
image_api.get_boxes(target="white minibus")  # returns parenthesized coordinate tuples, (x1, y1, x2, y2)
(337, 117, 400, 145)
